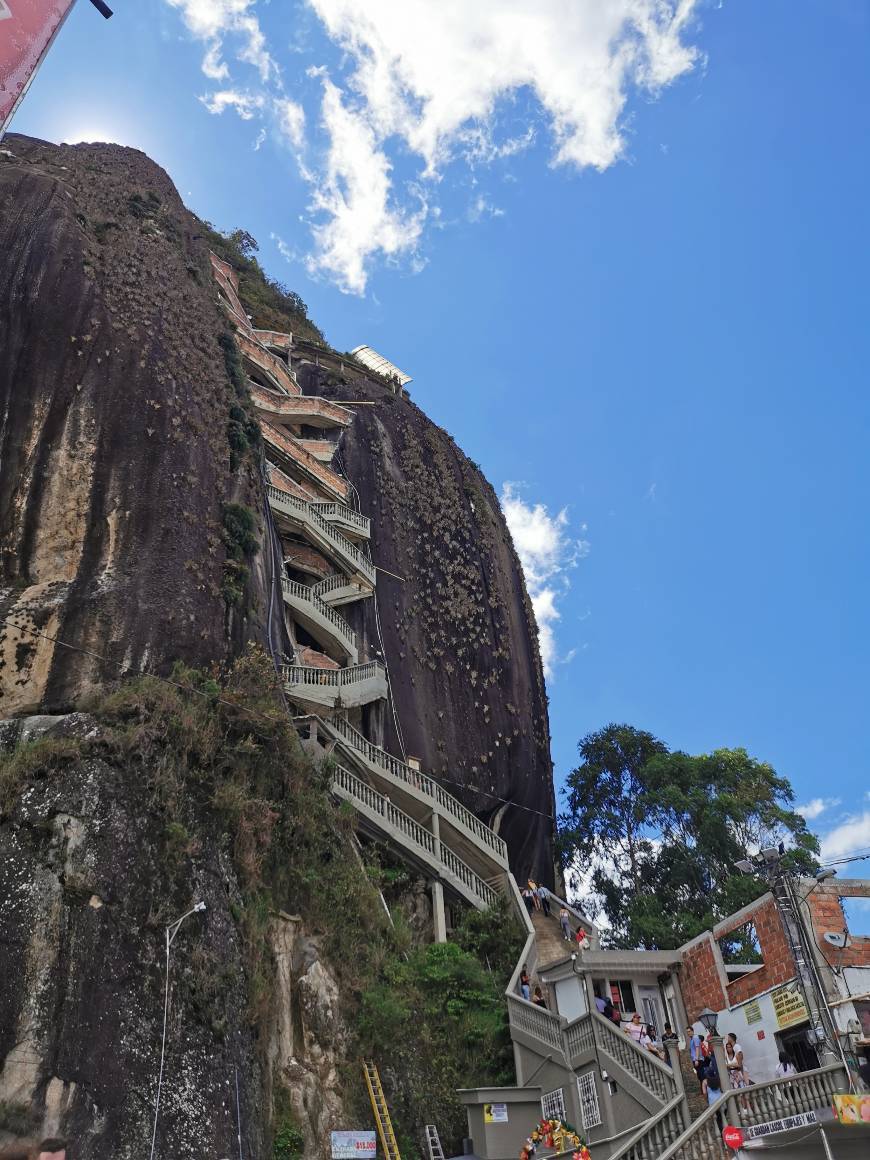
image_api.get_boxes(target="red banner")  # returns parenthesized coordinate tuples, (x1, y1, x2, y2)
(0, 0, 77, 132)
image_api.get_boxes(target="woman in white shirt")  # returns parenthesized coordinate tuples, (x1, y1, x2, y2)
(775, 1051, 797, 1078)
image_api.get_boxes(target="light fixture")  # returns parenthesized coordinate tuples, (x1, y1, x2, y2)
(734, 858, 755, 875)
(761, 846, 780, 864)
(815, 868, 837, 882)
(698, 1007, 719, 1035)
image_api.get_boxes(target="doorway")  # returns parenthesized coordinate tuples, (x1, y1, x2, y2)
(777, 1027, 819, 1072)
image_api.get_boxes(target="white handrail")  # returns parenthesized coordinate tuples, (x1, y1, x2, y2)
(326, 715, 509, 865)
(266, 485, 376, 583)
(280, 577, 357, 649)
(281, 662, 385, 688)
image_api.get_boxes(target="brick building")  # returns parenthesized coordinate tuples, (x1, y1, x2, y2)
(678, 878, 870, 1082)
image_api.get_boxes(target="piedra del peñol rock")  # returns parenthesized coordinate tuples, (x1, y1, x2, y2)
(0, 135, 555, 1157)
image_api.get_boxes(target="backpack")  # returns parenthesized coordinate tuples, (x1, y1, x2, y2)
(705, 1058, 721, 1089)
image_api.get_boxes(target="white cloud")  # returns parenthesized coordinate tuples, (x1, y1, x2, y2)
(820, 811, 870, 862)
(303, 76, 426, 293)
(797, 797, 841, 821)
(199, 88, 264, 119)
(500, 482, 589, 679)
(163, 0, 702, 292)
(166, 0, 275, 81)
(276, 98, 306, 149)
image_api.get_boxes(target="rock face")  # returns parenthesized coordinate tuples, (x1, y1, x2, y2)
(0, 134, 556, 1155)
(303, 364, 556, 884)
(0, 134, 276, 715)
(0, 712, 261, 1158)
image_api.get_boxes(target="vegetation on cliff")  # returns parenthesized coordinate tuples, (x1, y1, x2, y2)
(0, 648, 522, 1154)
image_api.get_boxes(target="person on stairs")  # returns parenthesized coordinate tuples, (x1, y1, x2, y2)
(537, 883, 551, 916)
(559, 906, 571, 940)
(522, 887, 535, 916)
(520, 966, 531, 1001)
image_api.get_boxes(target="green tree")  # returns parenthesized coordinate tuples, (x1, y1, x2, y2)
(557, 724, 819, 948)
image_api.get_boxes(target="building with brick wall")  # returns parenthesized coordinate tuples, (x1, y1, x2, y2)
(678, 878, 870, 1085)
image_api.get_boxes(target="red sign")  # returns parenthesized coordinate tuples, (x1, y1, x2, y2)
(723, 1125, 744, 1150)
(0, 1, 77, 132)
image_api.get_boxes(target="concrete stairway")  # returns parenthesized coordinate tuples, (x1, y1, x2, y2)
(531, 906, 579, 969)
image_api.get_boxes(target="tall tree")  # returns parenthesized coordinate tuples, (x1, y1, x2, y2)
(557, 724, 819, 948)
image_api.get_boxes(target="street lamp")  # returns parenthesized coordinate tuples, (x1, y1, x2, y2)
(698, 1007, 719, 1035)
(149, 902, 207, 1160)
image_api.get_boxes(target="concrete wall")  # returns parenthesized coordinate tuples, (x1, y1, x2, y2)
(553, 977, 587, 1022)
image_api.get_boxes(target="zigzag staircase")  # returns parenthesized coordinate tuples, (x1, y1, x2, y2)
(363, 1060, 402, 1160)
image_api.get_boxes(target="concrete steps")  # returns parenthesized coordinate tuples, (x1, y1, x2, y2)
(531, 907, 576, 969)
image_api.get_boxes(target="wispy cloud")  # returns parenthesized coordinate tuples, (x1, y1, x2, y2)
(820, 811, 870, 862)
(162, 0, 703, 293)
(797, 797, 841, 821)
(500, 482, 589, 679)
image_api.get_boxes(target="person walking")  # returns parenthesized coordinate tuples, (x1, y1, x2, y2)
(700, 1056, 723, 1106)
(775, 1051, 797, 1078)
(537, 883, 551, 917)
(37, 1144, 68, 1160)
(528, 879, 542, 911)
(522, 887, 535, 916)
(725, 1039, 749, 1088)
(519, 966, 531, 1001)
(559, 906, 571, 940)
(574, 926, 590, 951)
(662, 1023, 679, 1045)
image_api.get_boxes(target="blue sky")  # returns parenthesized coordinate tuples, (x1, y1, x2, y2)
(11, 0, 870, 891)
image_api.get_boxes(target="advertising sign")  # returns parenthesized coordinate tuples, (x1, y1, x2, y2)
(743, 1109, 823, 1140)
(832, 1093, 870, 1125)
(484, 1103, 509, 1124)
(722, 1125, 744, 1150)
(771, 984, 808, 1030)
(0, 1, 77, 133)
(331, 1131, 377, 1159)
(743, 999, 762, 1025)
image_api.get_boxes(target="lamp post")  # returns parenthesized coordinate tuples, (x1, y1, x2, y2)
(149, 902, 207, 1160)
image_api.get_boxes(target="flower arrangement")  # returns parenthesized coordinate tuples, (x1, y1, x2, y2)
(518, 1118, 591, 1160)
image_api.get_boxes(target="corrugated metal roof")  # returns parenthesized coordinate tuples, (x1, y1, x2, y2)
(351, 344, 412, 385)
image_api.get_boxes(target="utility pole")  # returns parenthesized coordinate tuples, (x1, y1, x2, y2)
(737, 850, 844, 1070)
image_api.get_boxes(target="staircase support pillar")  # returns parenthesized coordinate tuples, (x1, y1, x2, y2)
(665, 1040, 692, 1132)
(431, 879, 447, 943)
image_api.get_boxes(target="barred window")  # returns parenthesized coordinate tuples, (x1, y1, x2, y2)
(541, 1088, 566, 1123)
(577, 1072, 602, 1129)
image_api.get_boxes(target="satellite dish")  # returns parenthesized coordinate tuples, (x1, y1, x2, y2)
(823, 931, 850, 948)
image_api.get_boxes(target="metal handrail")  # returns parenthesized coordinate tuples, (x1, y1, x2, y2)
(280, 577, 357, 649)
(266, 485, 376, 583)
(326, 715, 509, 865)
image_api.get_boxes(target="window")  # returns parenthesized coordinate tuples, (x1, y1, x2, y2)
(610, 980, 636, 1014)
(717, 921, 764, 968)
(577, 1072, 602, 1129)
(541, 1088, 566, 1123)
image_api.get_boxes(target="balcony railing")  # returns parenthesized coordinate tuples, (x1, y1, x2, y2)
(326, 715, 509, 866)
(266, 485, 376, 585)
(309, 501, 372, 538)
(281, 661, 385, 689)
(281, 578, 357, 656)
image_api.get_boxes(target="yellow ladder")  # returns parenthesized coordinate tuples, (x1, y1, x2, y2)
(363, 1060, 401, 1160)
